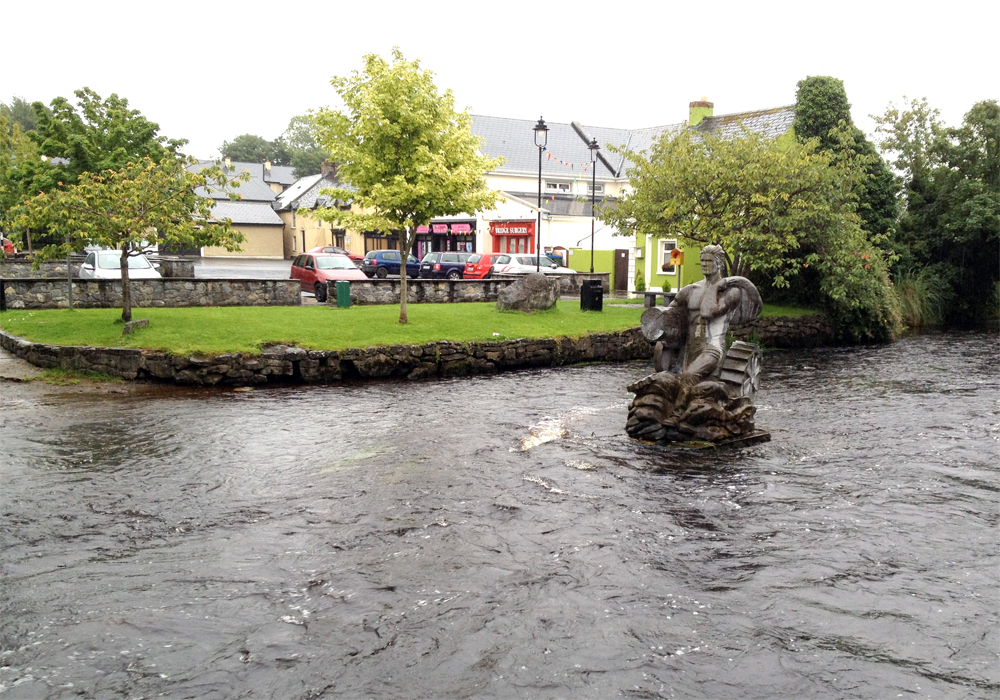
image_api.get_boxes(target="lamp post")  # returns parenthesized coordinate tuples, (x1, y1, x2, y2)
(588, 137, 599, 274)
(533, 117, 548, 273)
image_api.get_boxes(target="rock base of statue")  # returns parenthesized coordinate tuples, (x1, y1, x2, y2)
(625, 341, 764, 445)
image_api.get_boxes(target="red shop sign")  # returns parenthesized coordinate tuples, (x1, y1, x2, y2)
(489, 220, 534, 237)
(432, 224, 449, 233)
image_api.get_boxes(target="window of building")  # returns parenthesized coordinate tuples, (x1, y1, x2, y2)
(545, 181, 572, 192)
(660, 239, 678, 274)
(588, 183, 605, 195)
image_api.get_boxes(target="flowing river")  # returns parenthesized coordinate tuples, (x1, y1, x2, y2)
(1, 330, 997, 699)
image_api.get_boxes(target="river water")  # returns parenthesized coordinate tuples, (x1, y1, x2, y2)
(1, 330, 997, 699)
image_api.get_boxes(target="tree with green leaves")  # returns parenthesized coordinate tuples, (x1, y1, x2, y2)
(794, 76, 898, 241)
(281, 115, 327, 177)
(219, 133, 291, 165)
(1, 96, 43, 134)
(12, 157, 248, 323)
(874, 98, 1000, 323)
(602, 128, 900, 341)
(31, 87, 184, 183)
(312, 48, 503, 324)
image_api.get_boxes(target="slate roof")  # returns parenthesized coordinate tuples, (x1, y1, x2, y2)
(693, 106, 795, 140)
(472, 115, 628, 179)
(273, 173, 349, 211)
(209, 200, 284, 226)
(472, 105, 795, 179)
(503, 191, 617, 218)
(188, 160, 277, 202)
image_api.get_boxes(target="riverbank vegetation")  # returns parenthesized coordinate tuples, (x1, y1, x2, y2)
(0, 303, 645, 355)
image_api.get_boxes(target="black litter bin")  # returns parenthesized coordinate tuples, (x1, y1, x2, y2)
(580, 279, 603, 311)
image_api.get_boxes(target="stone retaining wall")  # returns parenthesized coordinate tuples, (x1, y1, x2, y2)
(731, 314, 835, 348)
(346, 272, 610, 305)
(0, 327, 652, 386)
(0, 256, 194, 279)
(0, 278, 300, 310)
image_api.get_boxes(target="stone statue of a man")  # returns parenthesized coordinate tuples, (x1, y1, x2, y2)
(628, 243, 764, 443)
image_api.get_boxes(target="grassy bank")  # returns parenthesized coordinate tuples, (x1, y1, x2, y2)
(1, 303, 644, 355)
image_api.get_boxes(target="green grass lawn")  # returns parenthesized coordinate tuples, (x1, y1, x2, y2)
(1, 303, 645, 355)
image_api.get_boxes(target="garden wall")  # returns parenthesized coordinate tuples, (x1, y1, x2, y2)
(0, 328, 652, 386)
(0, 256, 195, 279)
(731, 314, 836, 349)
(346, 272, 609, 305)
(0, 278, 301, 310)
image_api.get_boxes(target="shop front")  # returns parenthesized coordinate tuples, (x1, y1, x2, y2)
(414, 221, 477, 259)
(490, 220, 535, 255)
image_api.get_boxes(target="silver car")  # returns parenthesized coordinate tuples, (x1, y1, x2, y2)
(80, 250, 162, 279)
(496, 255, 576, 275)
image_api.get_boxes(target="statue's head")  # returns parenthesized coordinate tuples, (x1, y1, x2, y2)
(700, 245, 727, 276)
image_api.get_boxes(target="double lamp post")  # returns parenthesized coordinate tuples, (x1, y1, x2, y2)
(532, 118, 600, 274)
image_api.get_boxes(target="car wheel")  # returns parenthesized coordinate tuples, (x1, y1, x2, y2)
(484, 270, 493, 280)
(447, 270, 461, 280)
(376, 267, 388, 279)
(314, 282, 327, 303)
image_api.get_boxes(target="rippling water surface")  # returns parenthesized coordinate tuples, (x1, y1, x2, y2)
(1, 330, 997, 699)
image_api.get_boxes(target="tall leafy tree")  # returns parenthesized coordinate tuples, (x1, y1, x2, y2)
(31, 87, 184, 184)
(794, 76, 898, 241)
(602, 128, 900, 341)
(1, 96, 43, 134)
(219, 133, 291, 165)
(312, 48, 502, 324)
(875, 99, 1000, 322)
(281, 115, 327, 177)
(13, 157, 248, 323)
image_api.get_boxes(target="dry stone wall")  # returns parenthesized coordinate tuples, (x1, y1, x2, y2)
(731, 314, 835, 348)
(0, 256, 194, 279)
(1, 328, 652, 386)
(0, 278, 300, 310)
(346, 273, 609, 305)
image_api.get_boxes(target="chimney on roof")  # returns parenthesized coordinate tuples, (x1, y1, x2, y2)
(689, 97, 714, 126)
(224, 157, 231, 169)
(321, 160, 338, 178)
(265, 160, 272, 172)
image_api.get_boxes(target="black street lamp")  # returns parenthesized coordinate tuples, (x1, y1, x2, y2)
(588, 137, 599, 274)
(533, 117, 549, 272)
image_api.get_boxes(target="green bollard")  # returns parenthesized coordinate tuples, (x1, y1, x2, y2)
(336, 280, 351, 308)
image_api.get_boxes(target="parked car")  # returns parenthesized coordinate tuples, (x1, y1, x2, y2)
(290, 253, 367, 302)
(464, 253, 511, 280)
(361, 250, 421, 279)
(419, 251, 473, 279)
(80, 250, 162, 279)
(308, 245, 363, 265)
(496, 255, 576, 275)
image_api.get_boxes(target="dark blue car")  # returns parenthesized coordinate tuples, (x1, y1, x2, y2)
(419, 252, 473, 279)
(361, 250, 421, 278)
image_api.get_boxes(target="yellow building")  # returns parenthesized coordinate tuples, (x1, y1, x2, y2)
(273, 170, 365, 259)
(188, 160, 287, 259)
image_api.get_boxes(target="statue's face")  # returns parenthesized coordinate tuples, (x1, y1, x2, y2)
(700, 251, 716, 275)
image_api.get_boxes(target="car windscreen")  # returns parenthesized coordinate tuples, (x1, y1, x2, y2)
(98, 253, 151, 269)
(467, 254, 481, 264)
(316, 256, 356, 270)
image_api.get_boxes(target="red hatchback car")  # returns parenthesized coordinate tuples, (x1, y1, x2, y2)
(308, 245, 363, 265)
(290, 253, 367, 302)
(464, 253, 511, 280)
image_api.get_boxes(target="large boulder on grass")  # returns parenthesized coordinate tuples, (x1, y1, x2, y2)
(497, 272, 559, 312)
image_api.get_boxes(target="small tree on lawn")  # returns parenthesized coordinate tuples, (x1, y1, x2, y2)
(311, 47, 503, 324)
(13, 156, 248, 323)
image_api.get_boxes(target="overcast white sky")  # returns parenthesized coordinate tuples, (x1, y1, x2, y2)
(4, 0, 995, 159)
